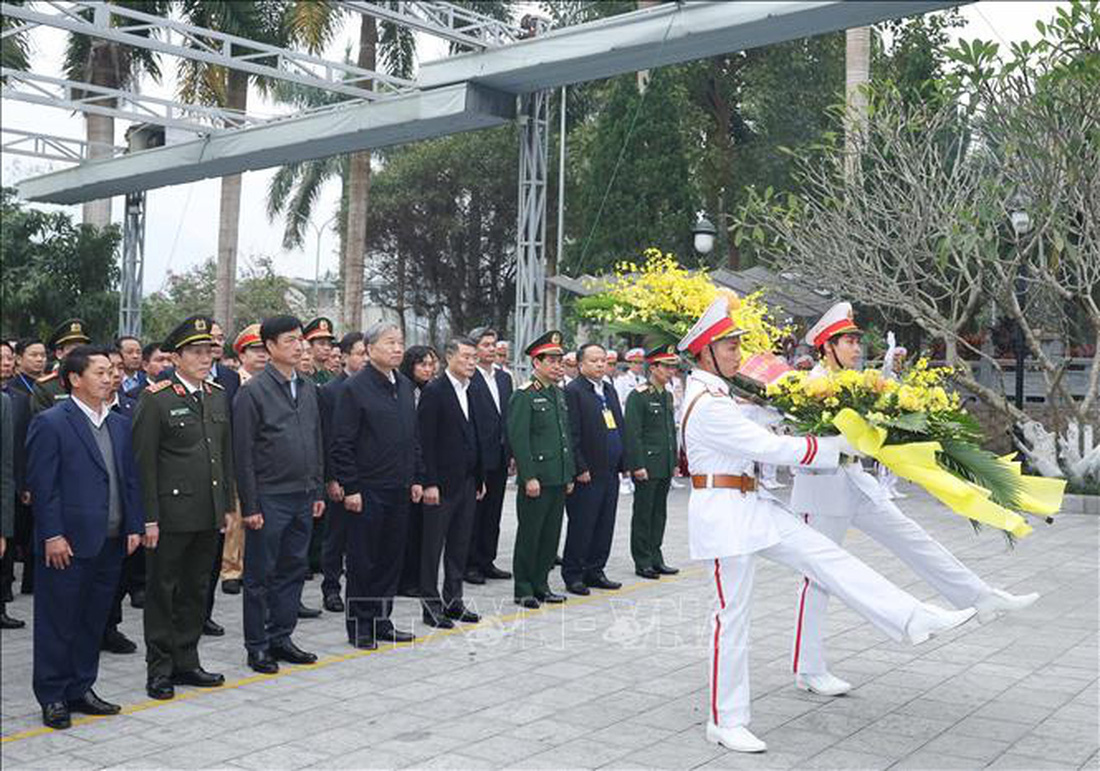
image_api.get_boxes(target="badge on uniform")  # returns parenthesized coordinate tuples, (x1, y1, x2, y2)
(169, 407, 190, 417)
(172, 384, 187, 397)
(603, 408, 617, 430)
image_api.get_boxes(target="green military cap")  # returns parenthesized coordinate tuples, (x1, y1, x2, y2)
(525, 330, 565, 358)
(645, 343, 680, 365)
(48, 318, 90, 350)
(164, 315, 215, 351)
(303, 317, 336, 342)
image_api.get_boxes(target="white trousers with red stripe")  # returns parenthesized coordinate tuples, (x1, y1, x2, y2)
(791, 498, 990, 676)
(709, 507, 920, 728)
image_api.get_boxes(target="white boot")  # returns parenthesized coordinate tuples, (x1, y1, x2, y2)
(906, 604, 977, 645)
(795, 671, 851, 696)
(975, 589, 1040, 624)
(705, 722, 767, 753)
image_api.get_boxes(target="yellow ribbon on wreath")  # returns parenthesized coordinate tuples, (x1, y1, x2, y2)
(832, 408, 1065, 538)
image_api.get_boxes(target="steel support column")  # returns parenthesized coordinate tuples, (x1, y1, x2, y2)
(513, 90, 549, 378)
(118, 190, 145, 336)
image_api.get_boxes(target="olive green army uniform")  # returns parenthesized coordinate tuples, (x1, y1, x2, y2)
(133, 370, 235, 678)
(34, 318, 92, 411)
(624, 380, 678, 572)
(507, 376, 575, 600)
(33, 372, 68, 411)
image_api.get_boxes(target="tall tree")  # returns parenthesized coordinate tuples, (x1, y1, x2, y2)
(845, 26, 871, 181)
(63, 0, 167, 229)
(1, 188, 120, 341)
(1, 0, 30, 79)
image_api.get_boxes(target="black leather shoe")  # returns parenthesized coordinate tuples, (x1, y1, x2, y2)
(537, 592, 567, 604)
(515, 596, 540, 609)
(172, 668, 225, 688)
(67, 689, 121, 715)
(349, 635, 377, 650)
(202, 618, 225, 637)
(248, 651, 279, 674)
(444, 605, 481, 624)
(101, 627, 137, 654)
(42, 702, 71, 729)
(2, 610, 26, 629)
(323, 594, 345, 613)
(375, 626, 415, 643)
(463, 570, 486, 585)
(483, 564, 512, 580)
(422, 611, 455, 629)
(270, 640, 318, 665)
(635, 567, 661, 580)
(587, 572, 622, 590)
(656, 563, 680, 575)
(565, 581, 590, 596)
(146, 675, 175, 701)
(129, 589, 145, 609)
(221, 579, 242, 595)
(298, 602, 322, 619)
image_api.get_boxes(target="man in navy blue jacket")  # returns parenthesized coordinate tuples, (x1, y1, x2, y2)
(562, 343, 626, 596)
(26, 345, 144, 730)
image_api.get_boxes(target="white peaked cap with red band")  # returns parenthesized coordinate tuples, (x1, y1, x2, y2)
(677, 295, 746, 355)
(805, 301, 862, 348)
(624, 347, 645, 363)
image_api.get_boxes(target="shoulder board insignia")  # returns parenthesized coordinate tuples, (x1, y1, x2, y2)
(517, 381, 534, 391)
(634, 383, 649, 392)
(146, 380, 173, 394)
(36, 372, 57, 383)
(207, 380, 223, 390)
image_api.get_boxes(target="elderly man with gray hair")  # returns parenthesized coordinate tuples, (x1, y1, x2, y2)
(331, 322, 424, 649)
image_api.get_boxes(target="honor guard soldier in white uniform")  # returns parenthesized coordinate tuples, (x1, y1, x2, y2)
(679, 295, 978, 754)
(789, 302, 1039, 697)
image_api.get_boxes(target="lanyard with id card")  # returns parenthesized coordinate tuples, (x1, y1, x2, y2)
(596, 386, 617, 429)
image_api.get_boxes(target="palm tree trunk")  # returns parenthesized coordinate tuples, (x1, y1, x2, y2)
(342, 15, 377, 331)
(845, 26, 871, 183)
(214, 68, 249, 332)
(83, 41, 115, 229)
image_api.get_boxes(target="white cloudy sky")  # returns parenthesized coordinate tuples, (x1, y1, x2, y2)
(0, 1, 1067, 296)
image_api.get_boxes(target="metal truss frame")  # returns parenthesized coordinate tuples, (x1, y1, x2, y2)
(1, 126, 122, 163)
(1, 69, 263, 133)
(0, 0, 413, 100)
(337, 1, 522, 49)
(514, 90, 549, 376)
(119, 190, 145, 336)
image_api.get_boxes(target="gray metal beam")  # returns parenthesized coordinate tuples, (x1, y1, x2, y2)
(418, 0, 966, 93)
(0, 1, 413, 100)
(17, 83, 515, 203)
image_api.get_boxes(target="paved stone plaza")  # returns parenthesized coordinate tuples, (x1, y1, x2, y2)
(2, 483, 1097, 770)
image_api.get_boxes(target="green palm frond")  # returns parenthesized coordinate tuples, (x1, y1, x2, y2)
(1, 0, 31, 77)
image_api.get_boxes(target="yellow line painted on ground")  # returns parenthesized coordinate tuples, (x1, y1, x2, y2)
(1, 568, 703, 746)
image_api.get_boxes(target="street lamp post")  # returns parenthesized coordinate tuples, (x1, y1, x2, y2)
(292, 212, 339, 315)
(692, 213, 717, 256)
(1009, 204, 1031, 410)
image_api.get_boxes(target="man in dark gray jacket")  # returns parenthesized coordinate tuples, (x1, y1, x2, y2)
(234, 316, 324, 674)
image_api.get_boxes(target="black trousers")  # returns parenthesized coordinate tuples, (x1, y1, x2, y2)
(321, 498, 348, 598)
(145, 530, 218, 678)
(420, 477, 477, 614)
(345, 487, 408, 641)
(107, 544, 146, 630)
(467, 468, 508, 573)
(33, 538, 123, 706)
(205, 531, 224, 620)
(1, 501, 35, 597)
(398, 502, 423, 594)
(562, 469, 620, 585)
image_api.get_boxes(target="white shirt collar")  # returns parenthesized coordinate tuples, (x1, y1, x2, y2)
(446, 370, 469, 392)
(477, 363, 495, 380)
(72, 393, 109, 428)
(690, 368, 731, 395)
(176, 373, 202, 395)
(586, 376, 604, 391)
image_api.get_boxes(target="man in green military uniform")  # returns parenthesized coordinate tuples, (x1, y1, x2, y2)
(303, 317, 336, 386)
(507, 331, 575, 608)
(624, 343, 681, 579)
(34, 319, 91, 410)
(132, 316, 235, 701)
